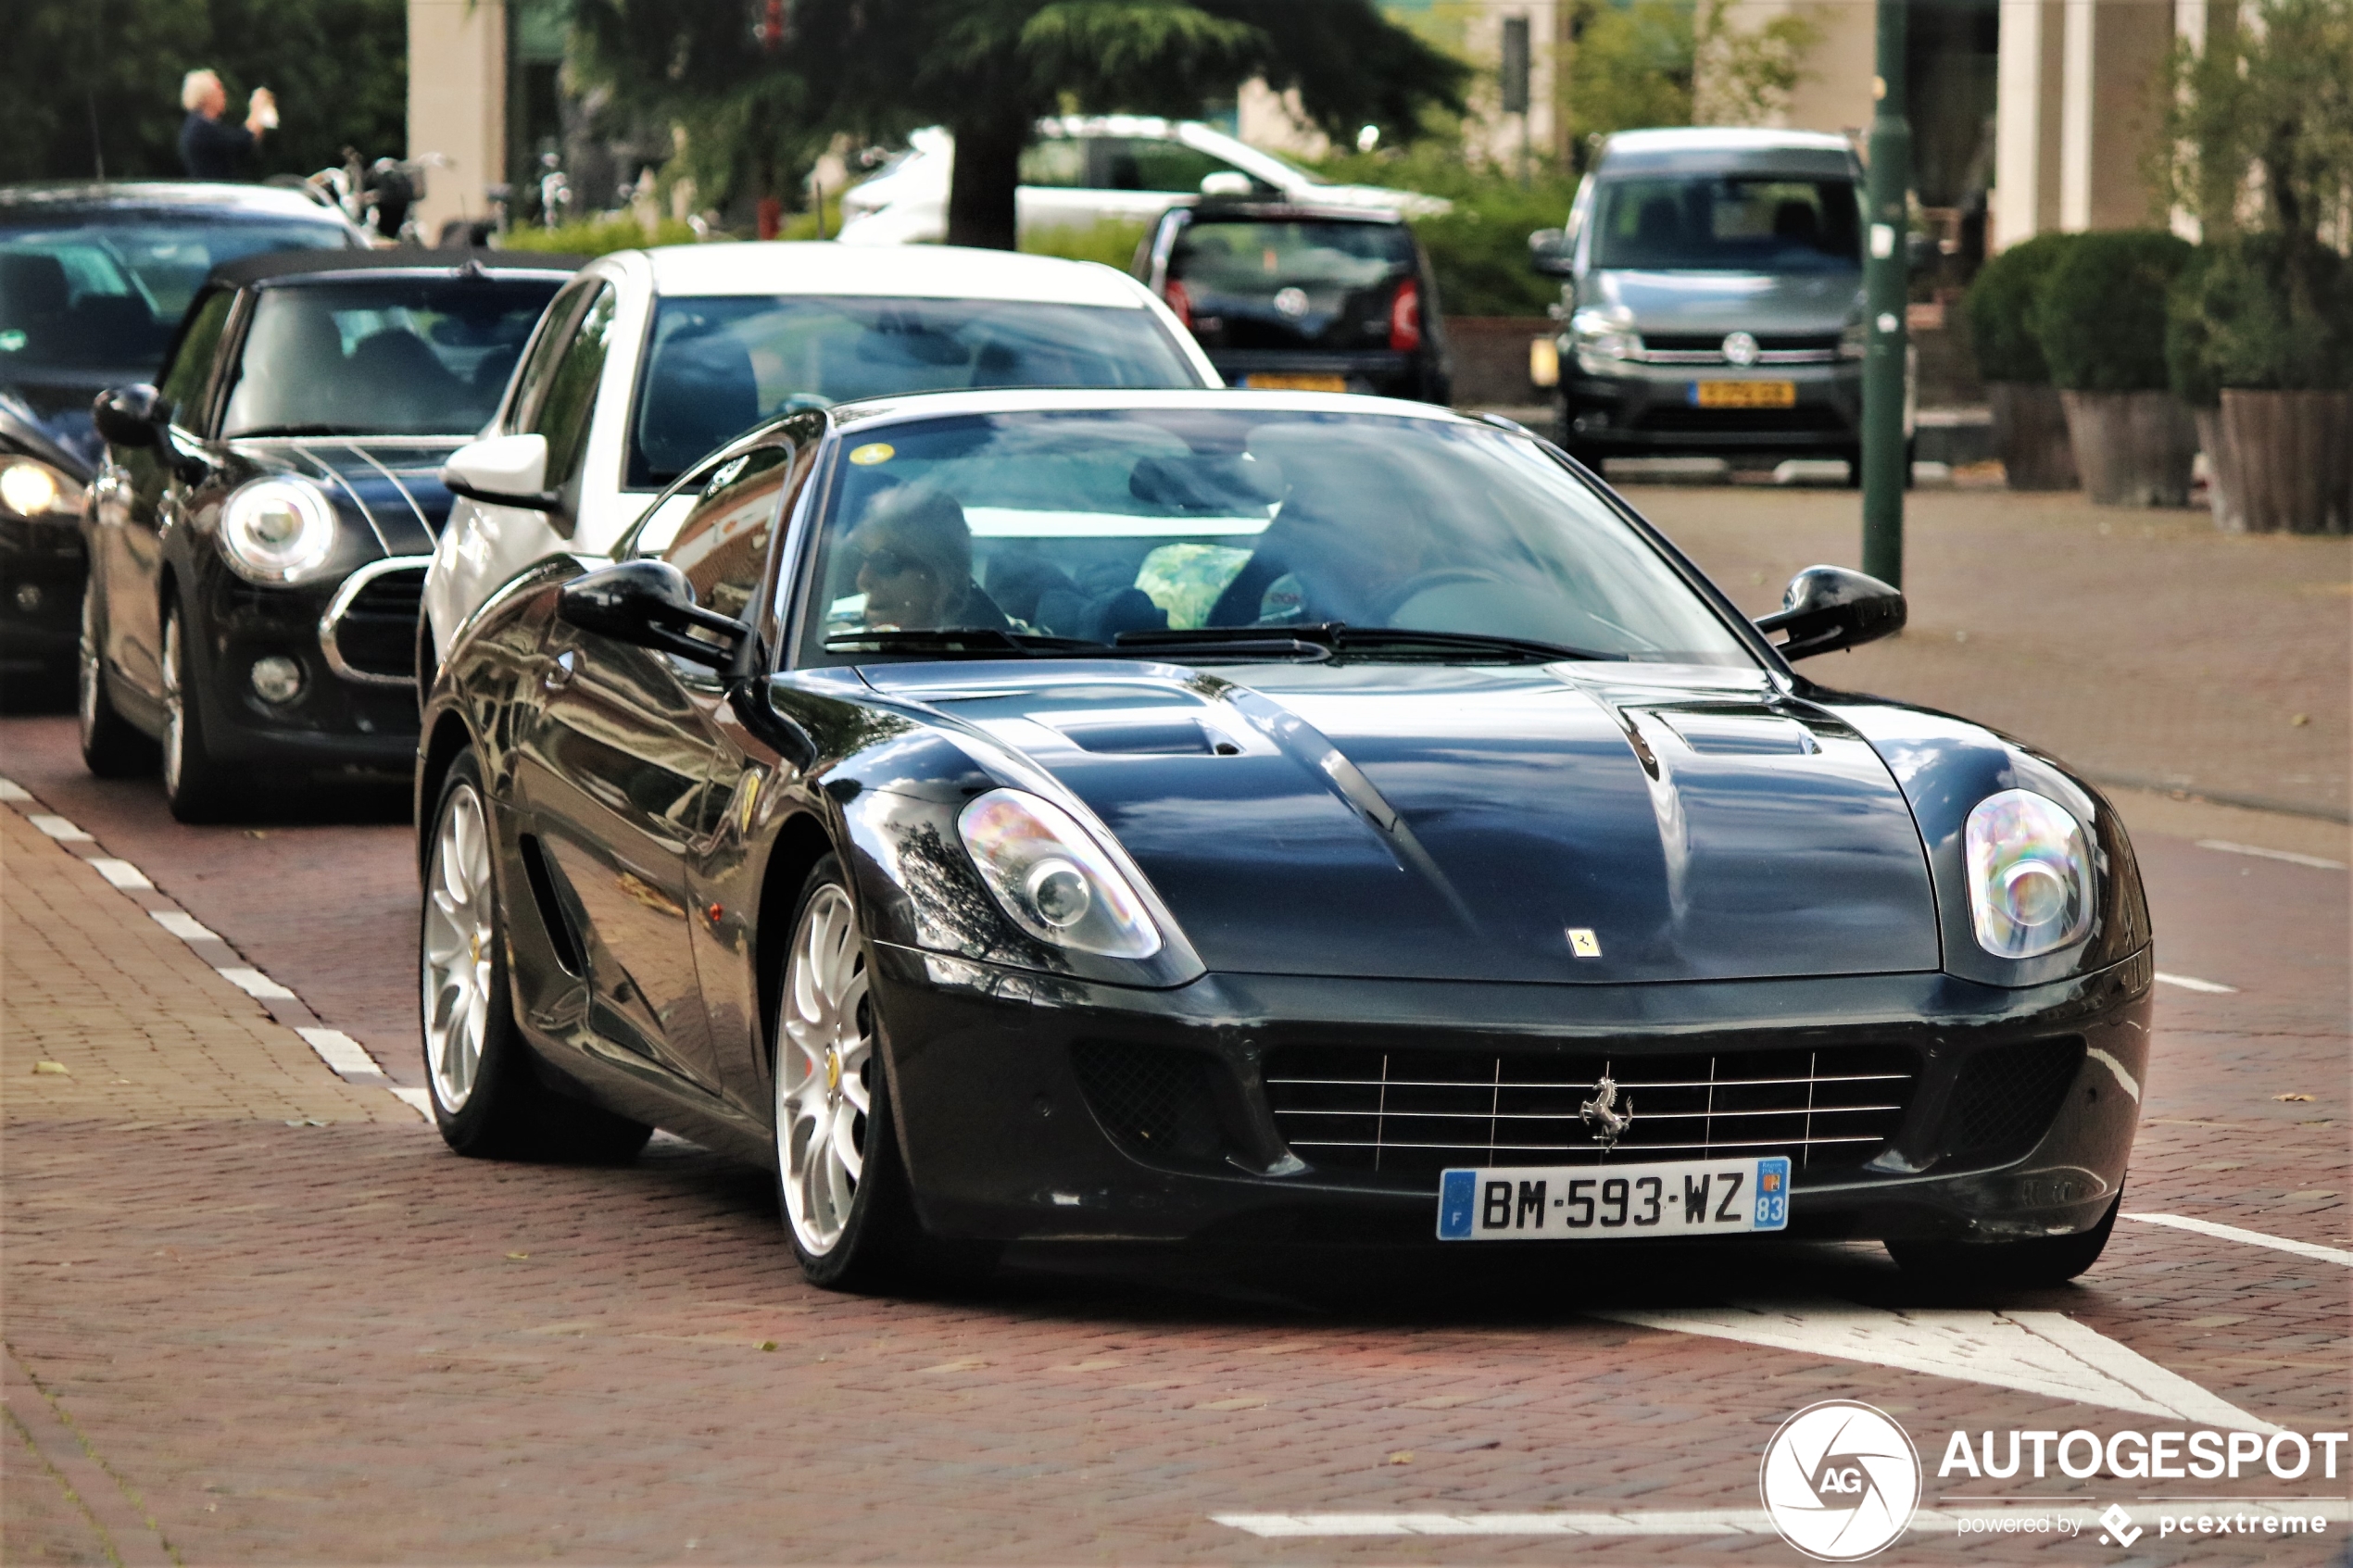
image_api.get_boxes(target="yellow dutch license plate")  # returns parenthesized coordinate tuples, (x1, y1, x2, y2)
(1244, 372, 1349, 392)
(1692, 380, 1797, 408)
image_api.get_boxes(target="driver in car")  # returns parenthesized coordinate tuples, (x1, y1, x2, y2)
(848, 483, 1008, 631)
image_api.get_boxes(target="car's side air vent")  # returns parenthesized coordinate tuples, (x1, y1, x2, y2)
(1943, 1037, 2086, 1165)
(1070, 1042, 1227, 1167)
(517, 834, 585, 976)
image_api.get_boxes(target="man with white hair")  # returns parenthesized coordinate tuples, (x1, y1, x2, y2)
(179, 69, 277, 179)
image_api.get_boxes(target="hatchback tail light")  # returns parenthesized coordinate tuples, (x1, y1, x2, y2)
(1388, 279, 1422, 352)
(1164, 280, 1193, 330)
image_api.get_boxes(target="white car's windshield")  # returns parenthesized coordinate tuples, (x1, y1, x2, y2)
(629, 295, 1200, 488)
(800, 408, 1754, 668)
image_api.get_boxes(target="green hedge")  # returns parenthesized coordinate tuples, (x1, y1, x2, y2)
(2167, 233, 2353, 405)
(1962, 232, 2080, 383)
(499, 217, 707, 257)
(2028, 230, 2194, 392)
(1310, 146, 1581, 319)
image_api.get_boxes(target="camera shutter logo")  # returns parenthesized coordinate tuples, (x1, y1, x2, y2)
(1759, 1400, 1921, 1561)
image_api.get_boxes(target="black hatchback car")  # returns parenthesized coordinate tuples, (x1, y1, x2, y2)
(79, 249, 573, 818)
(1136, 201, 1451, 403)
(1, 182, 367, 689)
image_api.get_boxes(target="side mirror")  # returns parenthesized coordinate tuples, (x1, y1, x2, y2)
(556, 559, 749, 669)
(93, 384, 169, 449)
(441, 433, 559, 512)
(1528, 228, 1574, 277)
(1755, 565, 1906, 659)
(1199, 171, 1253, 198)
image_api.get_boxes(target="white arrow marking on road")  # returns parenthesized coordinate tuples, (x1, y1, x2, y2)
(1591, 1301, 2275, 1431)
(2156, 972, 2238, 994)
(2196, 839, 2347, 872)
(2124, 1211, 2353, 1268)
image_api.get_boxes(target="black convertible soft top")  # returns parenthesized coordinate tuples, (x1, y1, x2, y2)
(204, 247, 586, 289)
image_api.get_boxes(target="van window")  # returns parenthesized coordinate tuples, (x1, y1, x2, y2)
(1592, 176, 1860, 271)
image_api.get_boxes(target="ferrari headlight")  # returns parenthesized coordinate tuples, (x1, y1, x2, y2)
(1, 458, 81, 520)
(957, 788, 1161, 960)
(1569, 307, 1641, 364)
(218, 478, 336, 583)
(1965, 789, 2095, 959)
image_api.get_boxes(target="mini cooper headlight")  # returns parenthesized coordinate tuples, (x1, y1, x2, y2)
(957, 788, 1162, 960)
(0, 458, 81, 520)
(219, 478, 336, 583)
(1965, 789, 2095, 959)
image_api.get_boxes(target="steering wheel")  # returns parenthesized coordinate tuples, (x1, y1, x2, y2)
(1371, 568, 1505, 627)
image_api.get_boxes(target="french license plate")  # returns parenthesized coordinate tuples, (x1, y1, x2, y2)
(1436, 1156, 1791, 1241)
(1244, 372, 1348, 392)
(1692, 379, 1796, 408)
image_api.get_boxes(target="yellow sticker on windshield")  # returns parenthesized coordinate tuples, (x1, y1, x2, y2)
(849, 442, 896, 466)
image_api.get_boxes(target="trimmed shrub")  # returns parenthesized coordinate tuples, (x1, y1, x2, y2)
(2167, 232, 2353, 404)
(2029, 230, 2195, 393)
(1963, 233, 2081, 383)
(499, 216, 707, 257)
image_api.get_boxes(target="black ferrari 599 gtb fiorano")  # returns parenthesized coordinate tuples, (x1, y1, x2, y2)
(416, 389, 2149, 1293)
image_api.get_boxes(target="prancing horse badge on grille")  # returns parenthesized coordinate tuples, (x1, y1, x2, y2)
(1580, 1074, 1634, 1147)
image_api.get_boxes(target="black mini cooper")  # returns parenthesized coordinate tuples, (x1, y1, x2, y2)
(77, 249, 572, 818)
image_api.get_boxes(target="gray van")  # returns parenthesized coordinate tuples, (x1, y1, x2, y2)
(1530, 129, 1879, 475)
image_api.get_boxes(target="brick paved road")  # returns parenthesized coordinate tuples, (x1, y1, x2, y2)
(2, 481, 2347, 1564)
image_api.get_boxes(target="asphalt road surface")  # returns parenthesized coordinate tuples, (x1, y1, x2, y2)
(3, 709, 2347, 1565)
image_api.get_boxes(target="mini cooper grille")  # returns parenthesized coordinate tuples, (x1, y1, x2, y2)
(325, 566, 425, 679)
(1070, 1042, 1226, 1165)
(1944, 1037, 2086, 1164)
(1264, 1045, 1915, 1184)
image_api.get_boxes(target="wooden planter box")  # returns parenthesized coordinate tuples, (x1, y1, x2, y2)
(2059, 390, 2196, 507)
(2207, 389, 2353, 534)
(1985, 383, 2078, 490)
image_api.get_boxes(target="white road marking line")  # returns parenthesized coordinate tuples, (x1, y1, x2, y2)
(296, 1027, 384, 1079)
(2123, 1212, 2353, 1267)
(214, 966, 297, 1001)
(1592, 1301, 2274, 1431)
(0, 777, 32, 802)
(27, 813, 93, 842)
(2197, 839, 2347, 872)
(2156, 971, 2238, 994)
(386, 1085, 433, 1120)
(1213, 1502, 2353, 1538)
(151, 909, 220, 943)
(87, 858, 153, 889)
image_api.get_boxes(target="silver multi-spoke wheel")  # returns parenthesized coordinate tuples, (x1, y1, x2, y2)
(422, 783, 497, 1112)
(159, 611, 188, 797)
(776, 884, 872, 1257)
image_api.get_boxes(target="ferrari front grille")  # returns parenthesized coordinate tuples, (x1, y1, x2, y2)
(1943, 1037, 2086, 1165)
(1263, 1044, 1915, 1185)
(1070, 1041, 1227, 1167)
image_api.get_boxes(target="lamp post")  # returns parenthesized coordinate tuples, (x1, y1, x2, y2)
(1861, 0, 1909, 587)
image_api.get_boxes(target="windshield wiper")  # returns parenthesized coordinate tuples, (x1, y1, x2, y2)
(1115, 623, 1623, 663)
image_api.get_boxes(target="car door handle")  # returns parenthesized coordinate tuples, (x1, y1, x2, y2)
(544, 648, 579, 691)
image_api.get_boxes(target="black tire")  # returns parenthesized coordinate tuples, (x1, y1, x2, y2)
(78, 583, 154, 778)
(771, 854, 994, 1293)
(159, 599, 233, 822)
(1886, 1193, 2121, 1290)
(420, 746, 651, 1163)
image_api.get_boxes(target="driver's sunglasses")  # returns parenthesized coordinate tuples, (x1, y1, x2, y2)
(859, 546, 924, 580)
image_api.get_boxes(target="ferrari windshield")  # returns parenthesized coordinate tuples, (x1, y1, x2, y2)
(801, 408, 1753, 666)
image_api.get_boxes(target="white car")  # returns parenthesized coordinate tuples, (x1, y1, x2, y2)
(837, 117, 1445, 246)
(423, 241, 1216, 673)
